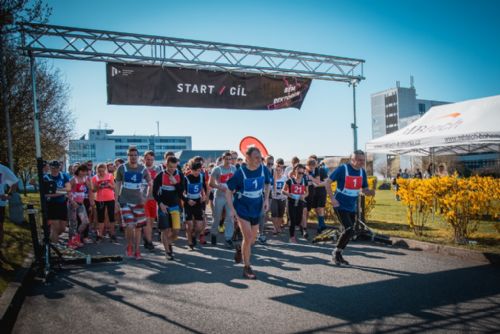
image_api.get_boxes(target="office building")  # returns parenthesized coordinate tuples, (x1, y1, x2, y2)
(69, 129, 192, 165)
(371, 79, 449, 177)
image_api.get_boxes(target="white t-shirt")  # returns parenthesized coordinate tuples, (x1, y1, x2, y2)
(0, 163, 19, 206)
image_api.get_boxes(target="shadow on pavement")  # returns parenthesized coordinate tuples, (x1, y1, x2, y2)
(264, 264, 500, 333)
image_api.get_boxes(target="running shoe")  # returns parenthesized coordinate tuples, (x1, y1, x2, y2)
(258, 235, 267, 244)
(126, 245, 133, 257)
(225, 239, 234, 249)
(211, 234, 217, 246)
(234, 247, 242, 264)
(302, 231, 309, 240)
(188, 243, 195, 251)
(289, 236, 297, 243)
(333, 251, 350, 266)
(135, 250, 142, 260)
(67, 238, 77, 249)
(192, 234, 197, 247)
(74, 234, 84, 247)
(243, 266, 257, 279)
(110, 235, 118, 243)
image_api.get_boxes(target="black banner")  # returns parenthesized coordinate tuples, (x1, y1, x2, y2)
(106, 63, 311, 110)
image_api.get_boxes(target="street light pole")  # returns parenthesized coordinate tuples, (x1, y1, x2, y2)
(351, 80, 358, 151)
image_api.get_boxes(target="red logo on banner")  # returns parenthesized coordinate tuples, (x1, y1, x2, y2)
(239, 136, 269, 157)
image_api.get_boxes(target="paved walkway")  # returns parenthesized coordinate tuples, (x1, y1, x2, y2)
(13, 231, 500, 334)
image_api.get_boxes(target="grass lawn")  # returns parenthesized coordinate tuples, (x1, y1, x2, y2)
(0, 193, 40, 295)
(368, 190, 500, 254)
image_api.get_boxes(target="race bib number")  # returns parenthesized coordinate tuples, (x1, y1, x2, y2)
(290, 184, 305, 195)
(244, 176, 264, 191)
(345, 176, 362, 190)
(188, 183, 202, 195)
(219, 173, 233, 184)
(276, 181, 285, 191)
(125, 172, 142, 184)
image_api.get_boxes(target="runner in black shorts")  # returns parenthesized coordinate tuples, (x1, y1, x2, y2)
(305, 156, 329, 233)
(183, 161, 207, 250)
(225, 147, 271, 279)
(153, 155, 184, 260)
(43, 160, 71, 243)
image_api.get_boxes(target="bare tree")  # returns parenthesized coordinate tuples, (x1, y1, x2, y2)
(1, 1, 73, 193)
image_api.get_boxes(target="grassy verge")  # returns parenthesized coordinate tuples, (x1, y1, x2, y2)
(0, 193, 39, 295)
(368, 190, 500, 254)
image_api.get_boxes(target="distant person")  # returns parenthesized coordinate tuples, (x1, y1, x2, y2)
(426, 163, 434, 178)
(436, 163, 449, 177)
(402, 168, 410, 179)
(414, 168, 423, 179)
(0, 163, 19, 248)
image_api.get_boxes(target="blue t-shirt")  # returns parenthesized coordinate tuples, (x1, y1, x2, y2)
(226, 164, 271, 218)
(329, 164, 368, 212)
(43, 172, 70, 203)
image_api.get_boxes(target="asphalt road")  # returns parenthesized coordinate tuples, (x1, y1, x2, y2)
(12, 229, 500, 334)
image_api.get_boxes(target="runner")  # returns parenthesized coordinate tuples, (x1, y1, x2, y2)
(143, 150, 161, 251)
(270, 163, 287, 235)
(0, 163, 18, 247)
(115, 146, 151, 259)
(209, 151, 237, 247)
(68, 164, 94, 247)
(43, 160, 71, 244)
(285, 156, 300, 177)
(324, 150, 374, 265)
(183, 160, 207, 250)
(304, 157, 328, 235)
(310, 156, 329, 233)
(92, 163, 117, 243)
(282, 164, 309, 243)
(225, 147, 271, 279)
(152, 155, 184, 260)
(257, 155, 275, 244)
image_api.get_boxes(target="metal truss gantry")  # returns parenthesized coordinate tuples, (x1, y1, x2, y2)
(19, 23, 365, 83)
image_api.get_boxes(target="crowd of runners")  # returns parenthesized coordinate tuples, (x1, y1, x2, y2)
(39, 146, 373, 279)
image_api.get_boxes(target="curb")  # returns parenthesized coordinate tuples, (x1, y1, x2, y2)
(0, 253, 36, 333)
(389, 237, 500, 265)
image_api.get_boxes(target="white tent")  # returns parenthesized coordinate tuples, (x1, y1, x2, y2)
(366, 94, 500, 156)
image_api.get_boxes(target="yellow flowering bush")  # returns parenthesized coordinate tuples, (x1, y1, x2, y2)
(397, 175, 500, 243)
(397, 178, 435, 236)
(434, 175, 500, 244)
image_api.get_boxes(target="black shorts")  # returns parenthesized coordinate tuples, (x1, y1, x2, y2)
(238, 215, 260, 226)
(0, 206, 5, 224)
(184, 201, 204, 221)
(157, 208, 181, 230)
(47, 201, 68, 221)
(307, 188, 327, 210)
(271, 198, 286, 218)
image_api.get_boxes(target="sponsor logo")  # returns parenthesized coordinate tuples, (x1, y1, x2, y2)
(436, 112, 461, 119)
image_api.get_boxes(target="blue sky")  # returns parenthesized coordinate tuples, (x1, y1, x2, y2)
(41, 0, 500, 159)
